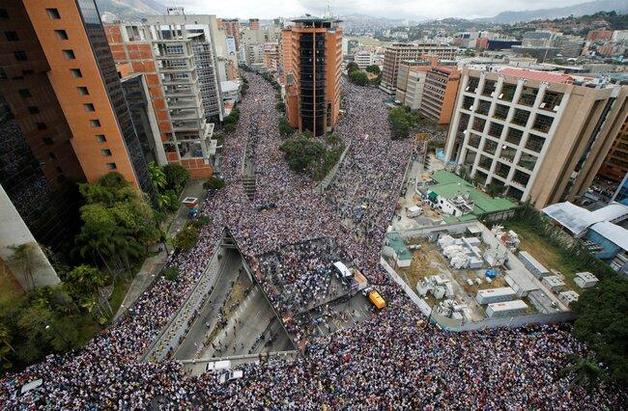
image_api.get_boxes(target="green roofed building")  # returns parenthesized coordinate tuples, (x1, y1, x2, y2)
(418, 170, 517, 223)
(384, 232, 412, 268)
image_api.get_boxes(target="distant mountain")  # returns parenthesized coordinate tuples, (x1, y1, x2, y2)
(96, 0, 166, 22)
(476, 0, 628, 24)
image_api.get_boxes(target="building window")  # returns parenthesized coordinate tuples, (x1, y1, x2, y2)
(43, 137, 54, 145)
(83, 103, 95, 112)
(4, 31, 18, 41)
(55, 30, 69, 40)
(96, 134, 107, 143)
(101, 149, 112, 156)
(525, 134, 545, 153)
(476, 100, 491, 116)
(540, 91, 563, 112)
(499, 84, 516, 102)
(70, 68, 82, 78)
(36, 122, 47, 130)
(106, 162, 117, 170)
(512, 170, 531, 186)
(18, 89, 31, 98)
(532, 114, 554, 133)
(488, 122, 504, 138)
(28, 106, 39, 114)
(472, 117, 486, 132)
(14, 51, 27, 61)
(481, 80, 496, 97)
(78, 86, 89, 95)
(56, 166, 63, 173)
(62, 49, 76, 60)
(46, 8, 61, 19)
(483, 139, 498, 155)
(512, 109, 530, 127)
(0, 68, 6, 80)
(518, 86, 538, 107)
(89, 119, 101, 127)
(0, 9, 8, 19)
(49, 152, 57, 160)
(494, 104, 509, 120)
(22, 69, 33, 75)
(505, 128, 523, 146)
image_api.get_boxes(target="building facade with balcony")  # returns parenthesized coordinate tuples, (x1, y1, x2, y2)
(444, 67, 628, 208)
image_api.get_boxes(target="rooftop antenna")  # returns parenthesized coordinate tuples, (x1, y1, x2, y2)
(324, 0, 333, 18)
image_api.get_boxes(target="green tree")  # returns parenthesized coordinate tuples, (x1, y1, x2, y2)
(389, 106, 413, 140)
(8, 243, 40, 289)
(173, 224, 199, 252)
(561, 355, 605, 392)
(572, 277, 628, 385)
(365, 64, 381, 75)
(157, 190, 179, 212)
(280, 134, 326, 173)
(279, 117, 295, 137)
(164, 266, 180, 282)
(346, 62, 359, 73)
(349, 70, 369, 86)
(163, 164, 191, 195)
(64, 265, 105, 302)
(203, 176, 226, 190)
(147, 161, 167, 191)
(276, 101, 286, 112)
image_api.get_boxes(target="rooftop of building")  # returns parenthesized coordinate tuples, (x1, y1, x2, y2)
(590, 221, 628, 251)
(498, 67, 573, 84)
(542, 201, 628, 236)
(427, 171, 517, 219)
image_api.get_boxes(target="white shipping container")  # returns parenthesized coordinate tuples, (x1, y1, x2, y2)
(476, 287, 517, 305)
(486, 300, 528, 318)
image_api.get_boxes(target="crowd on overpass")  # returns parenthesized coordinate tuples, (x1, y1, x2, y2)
(1, 73, 625, 409)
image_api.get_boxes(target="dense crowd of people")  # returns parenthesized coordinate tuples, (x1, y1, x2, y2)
(1, 72, 625, 409)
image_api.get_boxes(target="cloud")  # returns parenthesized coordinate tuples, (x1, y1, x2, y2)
(169, 0, 590, 20)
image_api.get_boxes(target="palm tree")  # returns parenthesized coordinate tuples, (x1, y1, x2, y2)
(148, 162, 167, 191)
(8, 243, 40, 289)
(0, 323, 15, 354)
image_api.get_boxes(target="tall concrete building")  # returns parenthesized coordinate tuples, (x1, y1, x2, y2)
(598, 117, 628, 182)
(395, 60, 431, 109)
(444, 67, 628, 208)
(381, 43, 456, 94)
(1, 0, 154, 194)
(143, 9, 223, 178)
(420, 66, 461, 125)
(249, 18, 260, 31)
(282, 17, 343, 137)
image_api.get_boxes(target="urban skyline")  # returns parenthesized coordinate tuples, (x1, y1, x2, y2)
(162, 0, 620, 20)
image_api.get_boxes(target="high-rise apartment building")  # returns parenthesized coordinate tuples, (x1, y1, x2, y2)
(445, 68, 628, 208)
(395, 60, 431, 109)
(282, 17, 342, 137)
(2, 0, 154, 194)
(381, 43, 456, 93)
(142, 9, 223, 178)
(221, 19, 241, 51)
(420, 66, 461, 125)
(598, 117, 628, 182)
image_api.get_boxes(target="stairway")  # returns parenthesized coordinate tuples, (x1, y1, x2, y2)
(243, 175, 256, 200)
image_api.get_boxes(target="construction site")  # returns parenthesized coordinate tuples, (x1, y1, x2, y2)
(385, 221, 595, 329)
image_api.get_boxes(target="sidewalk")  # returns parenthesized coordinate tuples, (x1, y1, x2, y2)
(113, 179, 208, 320)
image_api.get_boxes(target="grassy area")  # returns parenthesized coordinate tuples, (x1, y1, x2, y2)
(504, 220, 580, 290)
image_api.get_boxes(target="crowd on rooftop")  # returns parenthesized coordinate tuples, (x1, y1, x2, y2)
(1, 72, 625, 409)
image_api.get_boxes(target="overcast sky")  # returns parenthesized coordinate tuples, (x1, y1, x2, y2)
(169, 0, 592, 20)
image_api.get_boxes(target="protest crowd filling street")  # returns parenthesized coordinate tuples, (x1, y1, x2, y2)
(1, 73, 625, 409)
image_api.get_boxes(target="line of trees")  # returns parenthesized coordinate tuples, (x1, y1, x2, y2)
(280, 132, 345, 181)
